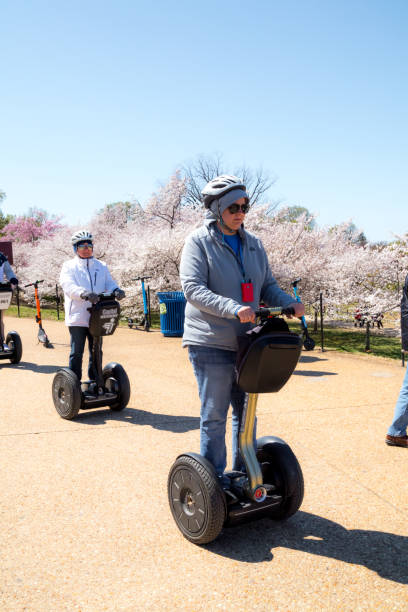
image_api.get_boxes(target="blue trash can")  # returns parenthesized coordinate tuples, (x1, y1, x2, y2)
(156, 291, 186, 337)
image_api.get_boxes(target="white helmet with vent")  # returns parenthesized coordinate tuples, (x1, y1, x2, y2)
(71, 230, 93, 246)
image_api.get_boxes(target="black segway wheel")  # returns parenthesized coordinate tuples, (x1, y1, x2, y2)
(103, 362, 131, 411)
(257, 436, 304, 520)
(6, 331, 22, 364)
(52, 368, 81, 420)
(303, 335, 315, 351)
(168, 455, 226, 545)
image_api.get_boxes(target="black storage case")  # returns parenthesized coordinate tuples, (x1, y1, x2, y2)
(236, 317, 302, 393)
(88, 299, 120, 337)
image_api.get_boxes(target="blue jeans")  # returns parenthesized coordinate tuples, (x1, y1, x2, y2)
(69, 326, 96, 381)
(188, 345, 252, 477)
(388, 364, 408, 436)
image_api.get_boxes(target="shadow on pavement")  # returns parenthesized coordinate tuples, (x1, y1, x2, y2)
(74, 406, 200, 432)
(294, 370, 337, 377)
(6, 361, 61, 374)
(207, 511, 408, 584)
(299, 355, 328, 363)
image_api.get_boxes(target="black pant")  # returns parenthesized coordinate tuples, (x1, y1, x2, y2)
(68, 326, 97, 381)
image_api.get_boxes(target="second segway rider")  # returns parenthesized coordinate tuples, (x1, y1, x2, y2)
(180, 175, 304, 488)
(59, 230, 125, 383)
(0, 251, 19, 338)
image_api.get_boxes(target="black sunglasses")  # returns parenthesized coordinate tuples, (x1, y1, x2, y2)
(228, 203, 250, 214)
(77, 243, 93, 249)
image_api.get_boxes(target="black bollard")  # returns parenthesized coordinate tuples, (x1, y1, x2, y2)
(319, 292, 324, 351)
(16, 285, 21, 317)
(55, 284, 60, 320)
(365, 320, 371, 352)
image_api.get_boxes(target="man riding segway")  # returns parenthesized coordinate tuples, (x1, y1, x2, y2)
(53, 230, 129, 419)
(0, 250, 22, 364)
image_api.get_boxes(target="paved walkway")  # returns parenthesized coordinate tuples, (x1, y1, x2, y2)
(1, 316, 407, 611)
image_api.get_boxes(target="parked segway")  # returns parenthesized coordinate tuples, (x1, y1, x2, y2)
(128, 276, 152, 331)
(291, 278, 315, 351)
(24, 280, 52, 348)
(168, 306, 304, 545)
(0, 282, 22, 364)
(52, 291, 130, 420)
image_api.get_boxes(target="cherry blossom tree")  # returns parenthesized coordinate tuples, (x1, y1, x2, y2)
(2, 208, 63, 244)
(11, 174, 403, 325)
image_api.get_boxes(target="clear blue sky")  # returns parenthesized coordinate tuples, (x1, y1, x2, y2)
(1, 0, 407, 242)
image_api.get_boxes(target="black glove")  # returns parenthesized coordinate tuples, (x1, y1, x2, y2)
(10, 278, 18, 287)
(114, 288, 125, 301)
(80, 291, 99, 304)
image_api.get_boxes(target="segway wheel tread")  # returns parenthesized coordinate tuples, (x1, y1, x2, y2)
(303, 335, 315, 351)
(52, 368, 81, 420)
(257, 437, 304, 520)
(168, 455, 225, 545)
(6, 331, 22, 364)
(103, 362, 131, 411)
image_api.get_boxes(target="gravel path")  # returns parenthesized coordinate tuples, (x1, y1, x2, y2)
(1, 316, 407, 611)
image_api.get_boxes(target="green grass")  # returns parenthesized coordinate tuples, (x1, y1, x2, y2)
(6, 304, 402, 359)
(7, 304, 162, 328)
(7, 304, 64, 321)
(292, 327, 402, 361)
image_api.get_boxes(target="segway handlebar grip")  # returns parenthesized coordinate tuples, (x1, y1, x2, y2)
(254, 306, 296, 318)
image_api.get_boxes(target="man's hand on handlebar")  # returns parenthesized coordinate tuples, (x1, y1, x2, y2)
(236, 306, 256, 323)
(80, 291, 100, 304)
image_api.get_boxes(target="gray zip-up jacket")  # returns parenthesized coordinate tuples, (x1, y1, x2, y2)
(180, 218, 294, 351)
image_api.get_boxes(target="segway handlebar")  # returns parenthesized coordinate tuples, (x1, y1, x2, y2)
(131, 276, 152, 281)
(24, 280, 45, 288)
(255, 306, 296, 318)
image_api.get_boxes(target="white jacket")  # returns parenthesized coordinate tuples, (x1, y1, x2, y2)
(59, 256, 119, 327)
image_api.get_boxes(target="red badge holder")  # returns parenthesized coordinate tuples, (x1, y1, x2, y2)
(241, 282, 254, 303)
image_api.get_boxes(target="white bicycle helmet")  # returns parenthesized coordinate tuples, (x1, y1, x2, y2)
(201, 175, 246, 208)
(71, 229, 93, 246)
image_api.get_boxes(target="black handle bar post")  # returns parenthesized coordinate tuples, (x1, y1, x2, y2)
(16, 285, 21, 317)
(56, 284, 60, 320)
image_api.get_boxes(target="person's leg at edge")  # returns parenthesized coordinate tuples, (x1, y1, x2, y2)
(387, 363, 408, 438)
(68, 326, 88, 380)
(188, 346, 236, 482)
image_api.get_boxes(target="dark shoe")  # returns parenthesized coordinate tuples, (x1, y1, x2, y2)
(385, 434, 408, 448)
(217, 475, 231, 490)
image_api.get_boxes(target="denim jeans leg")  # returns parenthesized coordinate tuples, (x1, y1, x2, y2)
(388, 363, 408, 436)
(188, 346, 237, 477)
(87, 334, 97, 380)
(69, 326, 87, 380)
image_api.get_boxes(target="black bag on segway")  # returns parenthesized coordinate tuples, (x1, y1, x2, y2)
(236, 316, 302, 393)
(88, 299, 121, 337)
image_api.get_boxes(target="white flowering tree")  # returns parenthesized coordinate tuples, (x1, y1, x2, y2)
(11, 174, 405, 325)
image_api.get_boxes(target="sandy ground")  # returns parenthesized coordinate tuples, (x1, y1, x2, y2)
(0, 315, 407, 611)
